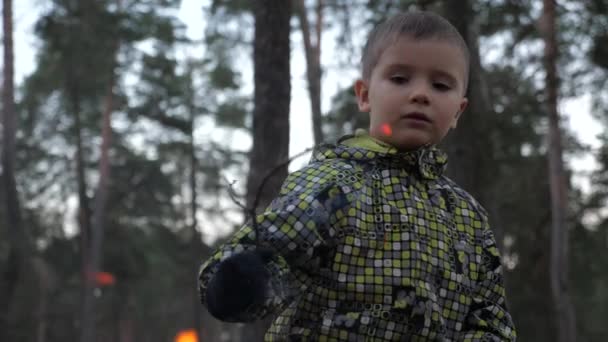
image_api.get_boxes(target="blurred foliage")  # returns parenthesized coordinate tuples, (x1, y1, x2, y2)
(1, 0, 607, 341)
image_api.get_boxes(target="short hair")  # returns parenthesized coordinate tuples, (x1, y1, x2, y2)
(361, 11, 470, 90)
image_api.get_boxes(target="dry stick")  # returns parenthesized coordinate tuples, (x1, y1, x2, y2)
(224, 178, 247, 210)
(226, 147, 316, 245)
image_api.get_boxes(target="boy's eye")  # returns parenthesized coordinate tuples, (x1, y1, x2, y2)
(433, 82, 451, 91)
(390, 75, 408, 84)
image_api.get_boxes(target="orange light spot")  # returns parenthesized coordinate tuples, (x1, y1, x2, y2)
(175, 330, 198, 342)
(381, 123, 392, 136)
(95, 271, 115, 286)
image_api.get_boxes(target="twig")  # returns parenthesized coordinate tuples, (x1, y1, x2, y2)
(252, 147, 315, 216)
(224, 146, 316, 245)
(223, 176, 247, 211)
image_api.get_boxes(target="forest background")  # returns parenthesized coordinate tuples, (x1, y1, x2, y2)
(1, 0, 608, 341)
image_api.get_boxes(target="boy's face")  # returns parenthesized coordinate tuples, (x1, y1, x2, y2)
(355, 36, 468, 151)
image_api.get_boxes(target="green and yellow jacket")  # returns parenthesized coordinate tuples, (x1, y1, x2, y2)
(199, 133, 516, 341)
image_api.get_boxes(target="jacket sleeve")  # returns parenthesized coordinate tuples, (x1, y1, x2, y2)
(460, 225, 517, 341)
(198, 162, 348, 322)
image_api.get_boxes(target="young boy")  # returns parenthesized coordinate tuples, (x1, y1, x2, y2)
(199, 11, 516, 341)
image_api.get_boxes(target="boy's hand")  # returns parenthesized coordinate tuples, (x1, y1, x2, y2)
(205, 249, 273, 321)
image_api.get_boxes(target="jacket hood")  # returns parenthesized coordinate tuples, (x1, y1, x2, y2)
(310, 132, 448, 180)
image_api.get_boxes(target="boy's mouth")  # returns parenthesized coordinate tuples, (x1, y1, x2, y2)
(401, 112, 431, 123)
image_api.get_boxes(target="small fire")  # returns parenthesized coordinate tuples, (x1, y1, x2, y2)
(381, 123, 392, 136)
(175, 329, 198, 342)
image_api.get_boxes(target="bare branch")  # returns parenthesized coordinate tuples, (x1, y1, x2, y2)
(223, 176, 247, 211)
(224, 147, 315, 244)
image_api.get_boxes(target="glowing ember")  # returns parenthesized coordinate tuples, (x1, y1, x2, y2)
(175, 329, 198, 342)
(95, 271, 116, 286)
(381, 123, 392, 136)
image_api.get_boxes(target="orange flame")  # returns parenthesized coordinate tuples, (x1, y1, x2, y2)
(175, 329, 198, 342)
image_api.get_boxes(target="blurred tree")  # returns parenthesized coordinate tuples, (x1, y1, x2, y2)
(541, 1, 577, 341)
(240, 1, 292, 341)
(13, 1, 223, 341)
(80, 0, 124, 339)
(1, 0, 28, 339)
(4, 0, 607, 341)
(31, 2, 128, 339)
(296, 0, 325, 145)
(571, 2, 608, 340)
(324, 86, 368, 141)
(0, 1, 55, 341)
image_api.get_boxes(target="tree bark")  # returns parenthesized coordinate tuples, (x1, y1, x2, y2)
(1, 7, 48, 342)
(34, 258, 55, 342)
(73, 57, 93, 341)
(441, 0, 489, 201)
(541, 1, 577, 341)
(441, 0, 507, 247)
(80, 4, 120, 336)
(1, 0, 29, 339)
(80, 77, 115, 342)
(118, 285, 135, 342)
(242, 1, 292, 341)
(296, 0, 324, 145)
(189, 104, 203, 341)
(443, 4, 557, 339)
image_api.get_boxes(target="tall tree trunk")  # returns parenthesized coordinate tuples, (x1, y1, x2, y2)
(34, 258, 55, 342)
(189, 109, 203, 341)
(80, 13, 120, 337)
(80, 79, 115, 342)
(242, 1, 292, 341)
(37, 286, 48, 342)
(441, 0, 522, 258)
(117, 285, 135, 342)
(443, 3, 556, 339)
(1, 0, 29, 339)
(440, 0, 491, 213)
(296, 0, 324, 145)
(441, 0, 510, 246)
(73, 76, 93, 339)
(80, 2, 125, 339)
(541, 1, 577, 341)
(1, 7, 51, 341)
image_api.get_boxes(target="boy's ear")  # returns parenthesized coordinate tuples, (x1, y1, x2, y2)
(451, 97, 468, 128)
(354, 79, 371, 112)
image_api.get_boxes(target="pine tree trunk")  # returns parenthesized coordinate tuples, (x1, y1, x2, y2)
(80, 8, 120, 335)
(34, 258, 54, 342)
(442, 0, 512, 249)
(296, 0, 324, 145)
(37, 286, 48, 342)
(189, 110, 203, 340)
(242, 1, 292, 340)
(73, 79, 93, 339)
(118, 286, 134, 342)
(440, 0, 491, 212)
(541, 1, 577, 341)
(443, 2, 558, 339)
(1, 0, 28, 339)
(80, 78, 115, 342)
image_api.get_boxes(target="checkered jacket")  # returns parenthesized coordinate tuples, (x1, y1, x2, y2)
(199, 134, 516, 341)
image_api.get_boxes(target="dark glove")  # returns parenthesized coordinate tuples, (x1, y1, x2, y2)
(205, 249, 273, 321)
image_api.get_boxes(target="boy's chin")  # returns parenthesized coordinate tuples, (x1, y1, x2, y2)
(394, 142, 430, 151)
(369, 129, 436, 151)
(387, 135, 434, 151)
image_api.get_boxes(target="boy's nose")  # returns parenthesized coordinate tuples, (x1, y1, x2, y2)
(409, 84, 430, 105)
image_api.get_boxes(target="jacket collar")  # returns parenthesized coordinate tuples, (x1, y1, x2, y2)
(311, 132, 448, 180)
